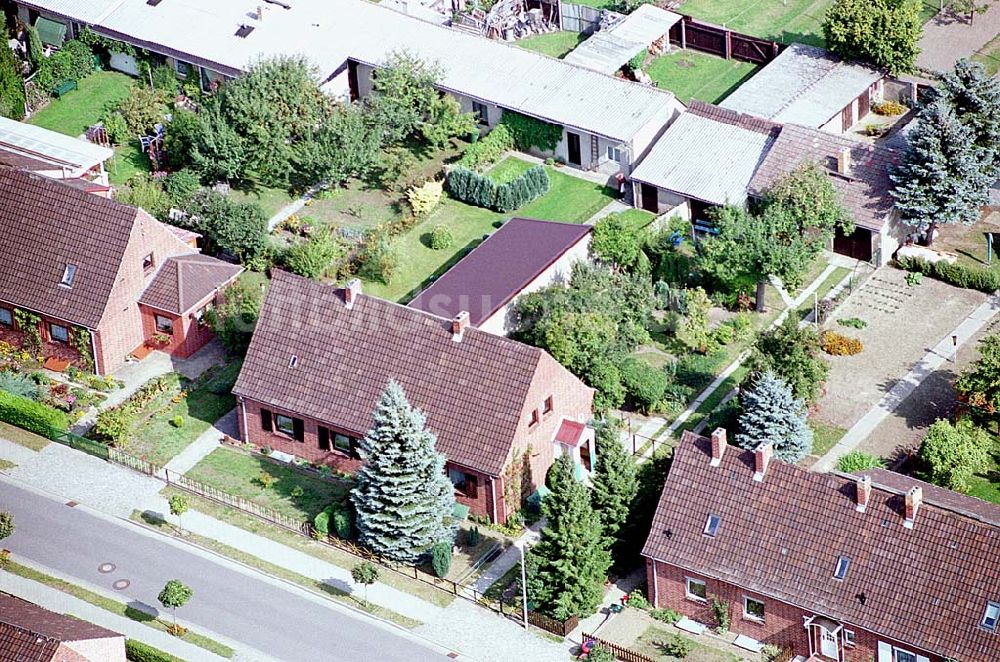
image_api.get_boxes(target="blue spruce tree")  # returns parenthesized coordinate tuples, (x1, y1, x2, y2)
(890, 99, 991, 246)
(934, 58, 1000, 180)
(351, 380, 455, 563)
(736, 370, 813, 463)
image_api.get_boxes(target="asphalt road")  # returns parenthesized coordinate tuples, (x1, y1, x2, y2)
(0, 481, 451, 662)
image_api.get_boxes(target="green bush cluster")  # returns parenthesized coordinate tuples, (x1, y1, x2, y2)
(32, 39, 95, 94)
(0, 389, 70, 439)
(896, 255, 1000, 293)
(430, 225, 453, 250)
(314, 502, 353, 540)
(446, 164, 549, 212)
(459, 124, 514, 170)
(619, 357, 667, 414)
(499, 111, 563, 152)
(125, 638, 184, 662)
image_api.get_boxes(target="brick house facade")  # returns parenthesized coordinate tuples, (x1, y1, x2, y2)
(0, 167, 241, 374)
(233, 271, 595, 523)
(641, 430, 1000, 662)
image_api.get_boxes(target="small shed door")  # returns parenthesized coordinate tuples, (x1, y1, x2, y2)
(858, 88, 871, 122)
(567, 132, 582, 166)
(841, 103, 854, 132)
(640, 183, 659, 213)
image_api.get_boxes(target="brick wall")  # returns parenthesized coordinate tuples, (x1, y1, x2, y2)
(138, 296, 217, 360)
(0, 306, 84, 367)
(96, 211, 196, 374)
(647, 560, 945, 662)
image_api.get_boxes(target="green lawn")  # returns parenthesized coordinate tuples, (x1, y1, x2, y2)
(129, 362, 241, 466)
(973, 33, 1000, 77)
(617, 208, 657, 231)
(808, 419, 846, 457)
(517, 31, 587, 59)
(185, 446, 349, 521)
(568, 0, 617, 8)
(677, 0, 835, 46)
(107, 143, 151, 186)
(364, 157, 615, 302)
(646, 50, 759, 104)
(230, 186, 297, 219)
(28, 71, 134, 136)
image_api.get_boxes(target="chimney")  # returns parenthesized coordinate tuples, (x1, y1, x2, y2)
(837, 146, 852, 176)
(343, 279, 361, 310)
(256, 5, 265, 20)
(451, 310, 470, 342)
(855, 475, 871, 513)
(752, 442, 773, 482)
(710, 427, 726, 467)
(904, 486, 922, 529)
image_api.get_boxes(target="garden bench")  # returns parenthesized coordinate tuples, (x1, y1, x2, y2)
(52, 80, 77, 98)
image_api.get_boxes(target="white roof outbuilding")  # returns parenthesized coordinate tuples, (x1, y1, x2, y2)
(564, 5, 681, 75)
(0, 116, 112, 177)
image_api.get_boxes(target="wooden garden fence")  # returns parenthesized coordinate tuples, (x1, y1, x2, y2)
(668, 15, 782, 64)
(582, 633, 656, 662)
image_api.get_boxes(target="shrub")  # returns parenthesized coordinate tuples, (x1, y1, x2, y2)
(290, 485, 304, 498)
(723, 312, 755, 342)
(102, 112, 129, 145)
(650, 607, 681, 624)
(0, 390, 70, 439)
(466, 526, 481, 547)
(446, 166, 496, 208)
(407, 180, 443, 217)
(459, 124, 514, 170)
(170, 414, 184, 428)
(837, 450, 885, 473)
(313, 506, 333, 535)
(712, 323, 734, 346)
(659, 633, 693, 657)
(873, 100, 907, 116)
(283, 228, 344, 280)
(627, 588, 651, 610)
(905, 271, 923, 287)
(115, 85, 166, 135)
(331, 507, 353, 540)
(356, 230, 398, 284)
(837, 317, 867, 329)
(115, 174, 171, 220)
(431, 541, 452, 578)
(627, 49, 646, 72)
(255, 471, 275, 489)
(619, 358, 668, 414)
(150, 64, 179, 96)
(446, 164, 548, 212)
(820, 330, 863, 356)
(709, 596, 730, 633)
(586, 646, 615, 662)
(0, 371, 42, 401)
(896, 255, 1000, 294)
(125, 638, 184, 662)
(430, 225, 454, 250)
(164, 169, 201, 208)
(373, 147, 420, 192)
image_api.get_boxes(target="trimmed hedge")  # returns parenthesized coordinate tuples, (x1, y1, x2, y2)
(459, 124, 514, 171)
(446, 164, 549, 213)
(895, 255, 1000, 293)
(314, 502, 353, 539)
(126, 639, 184, 662)
(0, 389, 69, 438)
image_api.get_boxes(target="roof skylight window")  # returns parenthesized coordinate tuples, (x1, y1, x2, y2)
(834, 555, 850, 580)
(60, 264, 77, 288)
(703, 513, 721, 537)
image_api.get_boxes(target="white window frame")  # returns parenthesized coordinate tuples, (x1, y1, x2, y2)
(274, 413, 295, 437)
(844, 630, 856, 647)
(606, 145, 622, 163)
(742, 596, 764, 622)
(893, 648, 917, 662)
(834, 555, 850, 580)
(982, 601, 1000, 631)
(703, 513, 721, 537)
(684, 577, 707, 603)
(154, 315, 174, 334)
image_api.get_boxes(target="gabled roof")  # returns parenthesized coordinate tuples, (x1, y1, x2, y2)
(0, 593, 122, 662)
(564, 5, 681, 75)
(0, 166, 139, 328)
(629, 101, 780, 205)
(139, 254, 244, 315)
(407, 218, 591, 326)
(21, 0, 680, 142)
(748, 124, 899, 231)
(233, 271, 550, 475)
(720, 43, 883, 128)
(642, 431, 1000, 660)
(0, 116, 113, 174)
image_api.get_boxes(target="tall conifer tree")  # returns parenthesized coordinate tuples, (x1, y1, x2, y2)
(590, 419, 638, 548)
(736, 371, 813, 463)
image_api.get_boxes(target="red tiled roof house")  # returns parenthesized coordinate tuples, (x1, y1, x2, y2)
(232, 271, 595, 523)
(0, 592, 126, 662)
(641, 429, 1000, 662)
(0, 167, 243, 374)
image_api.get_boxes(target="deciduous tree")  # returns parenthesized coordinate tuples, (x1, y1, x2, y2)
(736, 370, 814, 463)
(527, 455, 611, 620)
(0, 510, 13, 541)
(351, 561, 379, 606)
(368, 50, 442, 145)
(351, 381, 455, 564)
(919, 418, 992, 492)
(591, 213, 645, 271)
(157, 580, 192, 629)
(890, 100, 991, 245)
(0, 16, 26, 120)
(168, 494, 189, 533)
(956, 334, 1000, 414)
(745, 315, 829, 404)
(823, 0, 922, 74)
(421, 95, 477, 149)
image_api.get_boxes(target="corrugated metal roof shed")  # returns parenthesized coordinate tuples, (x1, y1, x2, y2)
(21, 0, 679, 142)
(719, 43, 883, 128)
(17, 0, 123, 24)
(629, 102, 779, 206)
(563, 5, 680, 75)
(0, 116, 113, 171)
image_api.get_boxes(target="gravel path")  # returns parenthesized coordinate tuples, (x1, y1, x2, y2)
(917, 8, 1000, 72)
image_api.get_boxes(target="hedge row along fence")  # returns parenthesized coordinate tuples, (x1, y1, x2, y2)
(446, 164, 550, 213)
(0, 389, 70, 438)
(895, 255, 1000, 293)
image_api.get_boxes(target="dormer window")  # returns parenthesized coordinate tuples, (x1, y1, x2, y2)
(703, 513, 721, 537)
(142, 253, 155, 274)
(983, 601, 1000, 631)
(60, 264, 77, 288)
(834, 555, 851, 580)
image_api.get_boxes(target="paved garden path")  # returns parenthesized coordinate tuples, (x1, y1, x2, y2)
(162, 408, 237, 476)
(266, 182, 325, 231)
(0, 559, 240, 662)
(467, 521, 541, 596)
(813, 292, 1000, 472)
(917, 8, 1000, 72)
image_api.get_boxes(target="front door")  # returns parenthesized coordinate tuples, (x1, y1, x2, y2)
(640, 183, 659, 213)
(567, 132, 581, 166)
(819, 627, 838, 659)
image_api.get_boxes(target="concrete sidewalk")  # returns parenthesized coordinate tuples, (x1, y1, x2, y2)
(813, 293, 1000, 472)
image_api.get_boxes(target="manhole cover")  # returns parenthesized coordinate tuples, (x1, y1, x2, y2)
(113, 579, 130, 590)
(98, 563, 116, 574)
